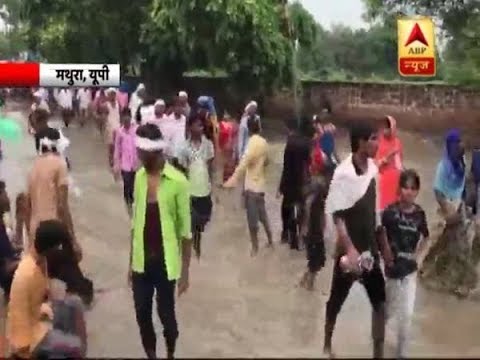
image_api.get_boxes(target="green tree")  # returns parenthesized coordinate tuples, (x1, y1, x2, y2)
(297, 21, 398, 81)
(7, 0, 317, 92)
(15, 0, 149, 69)
(141, 0, 300, 92)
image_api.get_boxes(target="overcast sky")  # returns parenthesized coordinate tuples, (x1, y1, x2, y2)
(299, 0, 367, 29)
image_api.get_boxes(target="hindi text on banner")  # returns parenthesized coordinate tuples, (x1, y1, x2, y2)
(40, 64, 120, 87)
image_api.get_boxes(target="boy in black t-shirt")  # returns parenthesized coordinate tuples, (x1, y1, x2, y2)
(381, 169, 430, 359)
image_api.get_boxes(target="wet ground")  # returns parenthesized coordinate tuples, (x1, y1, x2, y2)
(1, 104, 480, 358)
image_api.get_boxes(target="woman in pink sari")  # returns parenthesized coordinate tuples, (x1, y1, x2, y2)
(375, 115, 403, 211)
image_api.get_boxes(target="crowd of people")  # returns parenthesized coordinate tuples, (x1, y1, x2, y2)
(0, 82, 475, 359)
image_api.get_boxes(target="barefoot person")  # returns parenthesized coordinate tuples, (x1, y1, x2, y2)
(382, 169, 430, 358)
(176, 114, 215, 259)
(113, 108, 139, 217)
(24, 128, 93, 305)
(7, 220, 87, 359)
(224, 115, 273, 255)
(129, 124, 192, 359)
(323, 123, 389, 358)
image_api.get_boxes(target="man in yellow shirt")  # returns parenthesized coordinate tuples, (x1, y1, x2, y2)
(7, 220, 87, 358)
(224, 116, 273, 256)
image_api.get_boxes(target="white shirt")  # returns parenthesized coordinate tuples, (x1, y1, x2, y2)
(166, 113, 186, 158)
(58, 89, 73, 109)
(148, 113, 168, 130)
(76, 88, 91, 109)
(139, 105, 155, 125)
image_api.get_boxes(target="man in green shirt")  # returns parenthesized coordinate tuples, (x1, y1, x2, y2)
(129, 123, 192, 359)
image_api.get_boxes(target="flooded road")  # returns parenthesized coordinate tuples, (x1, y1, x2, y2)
(2, 106, 479, 358)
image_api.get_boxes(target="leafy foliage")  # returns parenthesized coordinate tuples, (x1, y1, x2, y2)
(12, 0, 149, 67)
(142, 0, 297, 91)
(298, 20, 399, 81)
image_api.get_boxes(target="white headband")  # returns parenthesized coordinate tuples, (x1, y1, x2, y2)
(135, 136, 167, 151)
(154, 99, 165, 107)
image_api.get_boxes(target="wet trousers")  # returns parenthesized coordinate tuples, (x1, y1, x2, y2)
(121, 170, 135, 206)
(281, 197, 301, 249)
(386, 272, 417, 358)
(325, 258, 386, 350)
(32, 295, 86, 359)
(244, 190, 272, 248)
(132, 257, 178, 358)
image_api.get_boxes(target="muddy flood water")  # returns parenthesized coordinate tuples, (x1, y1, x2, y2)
(1, 105, 479, 358)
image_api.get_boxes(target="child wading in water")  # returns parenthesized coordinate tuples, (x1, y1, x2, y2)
(114, 109, 138, 217)
(176, 114, 214, 259)
(381, 169, 430, 358)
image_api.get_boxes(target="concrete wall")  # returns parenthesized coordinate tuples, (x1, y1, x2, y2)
(263, 81, 480, 146)
(154, 77, 480, 141)
(300, 81, 480, 134)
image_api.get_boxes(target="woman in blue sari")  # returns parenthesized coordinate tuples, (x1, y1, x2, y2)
(433, 129, 466, 222)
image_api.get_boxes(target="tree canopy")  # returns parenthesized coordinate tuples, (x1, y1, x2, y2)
(1, 0, 477, 87)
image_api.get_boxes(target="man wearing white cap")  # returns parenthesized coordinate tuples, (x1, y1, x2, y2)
(178, 91, 190, 118)
(150, 99, 167, 128)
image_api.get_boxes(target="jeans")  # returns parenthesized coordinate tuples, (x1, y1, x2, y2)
(132, 257, 178, 358)
(121, 170, 136, 206)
